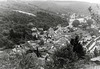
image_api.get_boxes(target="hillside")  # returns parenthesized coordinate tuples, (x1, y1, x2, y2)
(0, 1, 100, 69)
(0, 1, 99, 16)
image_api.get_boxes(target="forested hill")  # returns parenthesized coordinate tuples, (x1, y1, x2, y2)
(0, 1, 99, 16)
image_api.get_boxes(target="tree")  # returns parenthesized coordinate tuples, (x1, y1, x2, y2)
(19, 53, 39, 69)
(88, 6, 100, 23)
(68, 27, 74, 32)
(94, 48, 99, 57)
(38, 39, 44, 46)
(38, 22, 50, 31)
(72, 20, 80, 27)
(3, 11, 69, 32)
(27, 22, 35, 29)
(81, 22, 88, 30)
(87, 19, 93, 26)
(3, 11, 35, 24)
(52, 44, 78, 68)
(70, 35, 85, 59)
(8, 24, 33, 44)
(2, 30, 9, 36)
(36, 12, 69, 28)
(0, 36, 14, 49)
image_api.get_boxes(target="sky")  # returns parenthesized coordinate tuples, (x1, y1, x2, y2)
(59, 0, 100, 3)
(0, 0, 100, 4)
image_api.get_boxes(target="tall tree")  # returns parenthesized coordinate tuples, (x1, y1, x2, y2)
(70, 35, 85, 58)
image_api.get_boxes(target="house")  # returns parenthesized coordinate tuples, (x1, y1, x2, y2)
(38, 28, 43, 31)
(91, 24, 98, 29)
(48, 27, 55, 37)
(31, 27, 37, 32)
(54, 37, 70, 47)
(27, 40, 39, 49)
(76, 18, 86, 23)
(85, 36, 100, 54)
(31, 27, 40, 38)
(55, 25, 64, 35)
(70, 13, 76, 19)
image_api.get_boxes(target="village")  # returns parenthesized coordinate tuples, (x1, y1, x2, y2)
(1, 1, 100, 69)
(1, 12, 99, 69)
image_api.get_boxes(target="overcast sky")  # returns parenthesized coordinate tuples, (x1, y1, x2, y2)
(56, 0, 100, 3)
(1, 0, 100, 4)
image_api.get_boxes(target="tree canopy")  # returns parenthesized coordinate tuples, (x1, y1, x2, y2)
(87, 19, 93, 26)
(72, 20, 80, 27)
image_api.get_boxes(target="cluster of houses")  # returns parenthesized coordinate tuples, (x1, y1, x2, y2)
(60, 13, 100, 57)
(8, 13, 100, 63)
